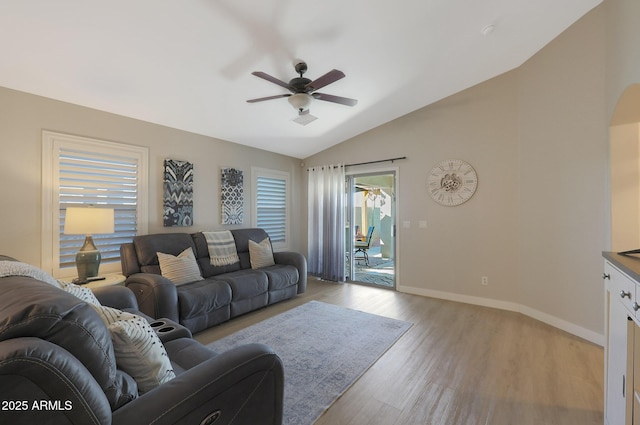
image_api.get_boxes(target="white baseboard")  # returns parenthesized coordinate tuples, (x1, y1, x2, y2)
(397, 284, 604, 346)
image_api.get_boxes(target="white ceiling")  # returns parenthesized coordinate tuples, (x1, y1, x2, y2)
(0, 0, 601, 159)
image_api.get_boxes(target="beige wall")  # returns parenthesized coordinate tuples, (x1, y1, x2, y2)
(305, 4, 609, 342)
(606, 0, 640, 253)
(306, 71, 521, 303)
(610, 123, 640, 251)
(517, 5, 607, 336)
(0, 87, 305, 267)
(606, 0, 640, 120)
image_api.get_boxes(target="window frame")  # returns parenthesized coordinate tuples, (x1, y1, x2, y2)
(251, 167, 290, 251)
(41, 131, 149, 277)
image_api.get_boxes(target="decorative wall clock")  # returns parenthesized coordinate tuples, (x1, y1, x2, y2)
(427, 159, 478, 206)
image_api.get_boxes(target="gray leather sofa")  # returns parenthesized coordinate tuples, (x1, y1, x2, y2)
(120, 228, 307, 333)
(0, 255, 284, 425)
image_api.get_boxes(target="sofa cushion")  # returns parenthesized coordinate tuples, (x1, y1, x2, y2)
(248, 238, 275, 269)
(215, 269, 269, 301)
(215, 269, 269, 317)
(133, 233, 197, 274)
(176, 279, 232, 322)
(262, 265, 299, 291)
(157, 247, 203, 285)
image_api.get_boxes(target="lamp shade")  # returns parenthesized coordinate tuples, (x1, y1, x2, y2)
(64, 207, 115, 235)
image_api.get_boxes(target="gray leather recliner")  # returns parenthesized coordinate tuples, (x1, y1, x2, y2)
(0, 256, 284, 425)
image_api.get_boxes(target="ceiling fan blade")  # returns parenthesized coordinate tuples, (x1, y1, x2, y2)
(246, 94, 291, 103)
(313, 92, 358, 107)
(251, 71, 291, 90)
(305, 69, 345, 91)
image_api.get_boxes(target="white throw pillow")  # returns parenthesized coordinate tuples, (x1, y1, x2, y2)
(92, 305, 175, 393)
(157, 247, 203, 285)
(248, 238, 276, 269)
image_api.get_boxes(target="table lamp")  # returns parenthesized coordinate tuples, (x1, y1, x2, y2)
(64, 207, 115, 280)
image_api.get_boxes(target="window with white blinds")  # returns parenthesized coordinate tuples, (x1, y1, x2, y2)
(42, 131, 148, 277)
(252, 168, 290, 251)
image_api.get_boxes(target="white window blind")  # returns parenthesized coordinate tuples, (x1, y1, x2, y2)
(42, 131, 148, 277)
(253, 168, 290, 250)
(58, 147, 139, 270)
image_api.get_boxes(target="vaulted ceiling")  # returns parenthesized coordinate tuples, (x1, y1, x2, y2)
(0, 0, 602, 158)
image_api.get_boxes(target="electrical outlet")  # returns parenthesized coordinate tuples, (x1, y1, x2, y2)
(481, 276, 488, 286)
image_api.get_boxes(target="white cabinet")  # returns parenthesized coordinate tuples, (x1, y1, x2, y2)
(604, 255, 640, 425)
(634, 334, 640, 425)
(605, 280, 631, 425)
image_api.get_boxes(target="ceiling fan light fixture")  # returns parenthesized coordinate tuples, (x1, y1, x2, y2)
(288, 93, 313, 111)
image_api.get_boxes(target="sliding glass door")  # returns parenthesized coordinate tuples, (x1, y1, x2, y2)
(345, 171, 396, 288)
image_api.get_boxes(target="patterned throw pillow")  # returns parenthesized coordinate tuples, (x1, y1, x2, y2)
(248, 238, 276, 269)
(59, 280, 101, 306)
(92, 305, 175, 393)
(55, 280, 175, 394)
(157, 247, 203, 285)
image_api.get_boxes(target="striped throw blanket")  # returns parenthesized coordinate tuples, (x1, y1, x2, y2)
(203, 231, 239, 266)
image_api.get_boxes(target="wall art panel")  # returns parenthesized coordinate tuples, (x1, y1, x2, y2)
(163, 159, 193, 227)
(221, 167, 243, 225)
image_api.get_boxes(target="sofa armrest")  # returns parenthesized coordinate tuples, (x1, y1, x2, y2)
(92, 285, 139, 310)
(273, 251, 307, 293)
(120, 242, 141, 276)
(111, 343, 284, 425)
(149, 318, 193, 343)
(124, 273, 179, 322)
(0, 338, 113, 425)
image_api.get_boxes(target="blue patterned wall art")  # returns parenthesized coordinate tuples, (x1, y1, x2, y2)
(163, 159, 194, 227)
(221, 167, 243, 225)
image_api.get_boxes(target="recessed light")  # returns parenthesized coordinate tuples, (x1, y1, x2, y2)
(481, 24, 496, 36)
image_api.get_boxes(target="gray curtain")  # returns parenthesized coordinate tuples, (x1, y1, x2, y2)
(307, 165, 345, 281)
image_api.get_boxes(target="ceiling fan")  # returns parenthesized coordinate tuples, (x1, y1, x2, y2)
(247, 62, 358, 125)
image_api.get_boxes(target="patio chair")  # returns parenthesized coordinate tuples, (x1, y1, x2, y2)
(354, 226, 374, 266)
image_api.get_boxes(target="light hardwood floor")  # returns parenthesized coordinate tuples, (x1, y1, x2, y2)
(194, 278, 604, 425)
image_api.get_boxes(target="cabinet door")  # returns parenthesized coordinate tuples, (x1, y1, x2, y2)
(606, 262, 638, 317)
(634, 322, 640, 425)
(607, 290, 631, 425)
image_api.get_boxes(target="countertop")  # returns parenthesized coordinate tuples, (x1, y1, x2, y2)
(603, 251, 640, 282)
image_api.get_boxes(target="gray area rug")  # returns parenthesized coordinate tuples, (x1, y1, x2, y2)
(207, 300, 412, 425)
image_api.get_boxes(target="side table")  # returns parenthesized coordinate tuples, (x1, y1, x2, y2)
(83, 273, 126, 289)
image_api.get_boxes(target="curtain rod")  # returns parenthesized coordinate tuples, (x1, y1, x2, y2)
(306, 156, 406, 171)
(345, 156, 406, 167)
